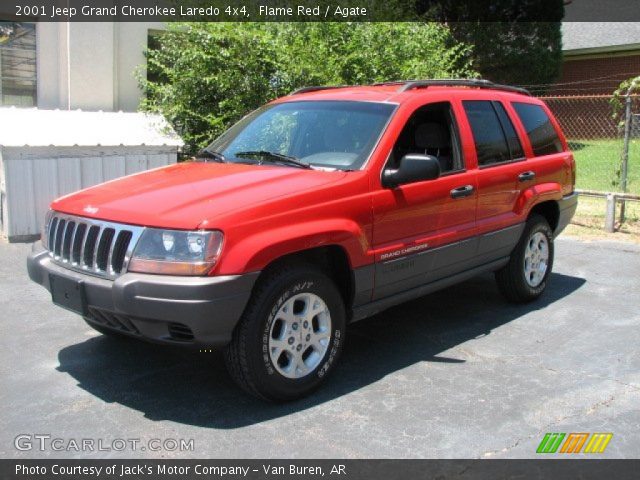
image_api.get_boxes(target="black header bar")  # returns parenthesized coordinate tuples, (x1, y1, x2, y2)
(1, 0, 639, 22)
(2, 459, 640, 480)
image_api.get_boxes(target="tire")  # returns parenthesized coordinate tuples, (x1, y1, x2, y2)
(495, 214, 554, 303)
(224, 263, 346, 402)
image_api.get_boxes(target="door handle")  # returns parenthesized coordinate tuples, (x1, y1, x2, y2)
(518, 171, 536, 182)
(450, 185, 474, 199)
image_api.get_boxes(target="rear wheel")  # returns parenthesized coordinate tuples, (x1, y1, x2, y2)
(225, 263, 346, 401)
(495, 214, 554, 303)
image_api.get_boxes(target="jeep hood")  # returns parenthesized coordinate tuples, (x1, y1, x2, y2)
(51, 162, 346, 229)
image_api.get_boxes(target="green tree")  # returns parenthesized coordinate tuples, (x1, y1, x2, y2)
(417, 0, 564, 89)
(447, 22, 563, 89)
(140, 22, 476, 155)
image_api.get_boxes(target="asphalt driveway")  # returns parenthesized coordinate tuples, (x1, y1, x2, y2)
(1, 237, 638, 458)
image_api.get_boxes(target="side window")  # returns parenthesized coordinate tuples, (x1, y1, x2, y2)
(492, 102, 524, 160)
(463, 100, 517, 166)
(0, 22, 37, 106)
(512, 102, 563, 156)
(389, 101, 463, 174)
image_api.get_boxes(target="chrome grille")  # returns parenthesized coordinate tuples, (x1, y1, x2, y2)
(45, 213, 144, 279)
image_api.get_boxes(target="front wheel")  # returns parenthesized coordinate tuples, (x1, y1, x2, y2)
(495, 214, 554, 303)
(224, 263, 346, 401)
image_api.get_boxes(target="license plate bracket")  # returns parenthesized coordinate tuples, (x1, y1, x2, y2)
(50, 274, 87, 315)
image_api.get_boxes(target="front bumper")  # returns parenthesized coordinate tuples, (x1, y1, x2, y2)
(27, 244, 259, 347)
(554, 192, 578, 237)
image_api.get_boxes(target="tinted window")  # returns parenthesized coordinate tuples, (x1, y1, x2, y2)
(463, 101, 511, 166)
(493, 102, 524, 159)
(512, 102, 563, 156)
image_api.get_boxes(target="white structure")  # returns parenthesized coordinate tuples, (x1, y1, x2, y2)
(0, 107, 182, 242)
(1, 21, 164, 111)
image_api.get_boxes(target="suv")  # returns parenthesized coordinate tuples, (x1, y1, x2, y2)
(28, 79, 577, 401)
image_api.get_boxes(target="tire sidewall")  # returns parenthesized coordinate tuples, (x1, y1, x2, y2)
(247, 269, 346, 399)
(517, 219, 554, 297)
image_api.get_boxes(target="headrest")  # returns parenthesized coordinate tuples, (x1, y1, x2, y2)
(415, 122, 449, 149)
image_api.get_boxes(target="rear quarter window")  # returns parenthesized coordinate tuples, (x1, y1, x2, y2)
(512, 102, 563, 156)
(462, 100, 522, 167)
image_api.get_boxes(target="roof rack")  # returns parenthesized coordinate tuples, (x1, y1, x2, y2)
(371, 80, 408, 87)
(289, 79, 530, 97)
(289, 85, 353, 95)
(397, 79, 530, 96)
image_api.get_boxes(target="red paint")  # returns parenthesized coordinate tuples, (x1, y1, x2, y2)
(50, 86, 575, 277)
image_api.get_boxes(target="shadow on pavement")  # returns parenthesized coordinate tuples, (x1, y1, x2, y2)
(57, 272, 585, 428)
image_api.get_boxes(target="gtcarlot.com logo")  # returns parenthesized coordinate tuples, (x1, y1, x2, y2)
(14, 434, 195, 453)
(536, 432, 613, 454)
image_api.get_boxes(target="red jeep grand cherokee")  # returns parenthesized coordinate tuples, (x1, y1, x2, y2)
(28, 79, 577, 401)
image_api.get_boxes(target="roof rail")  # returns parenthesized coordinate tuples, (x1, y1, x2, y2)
(289, 85, 353, 95)
(371, 80, 407, 87)
(289, 79, 531, 96)
(397, 79, 530, 96)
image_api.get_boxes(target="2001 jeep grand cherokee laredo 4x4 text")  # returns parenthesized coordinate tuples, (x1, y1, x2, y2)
(28, 79, 577, 401)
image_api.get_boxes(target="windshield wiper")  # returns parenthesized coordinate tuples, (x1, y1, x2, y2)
(234, 151, 310, 169)
(194, 148, 227, 163)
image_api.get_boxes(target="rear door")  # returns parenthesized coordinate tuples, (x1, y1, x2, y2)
(459, 98, 528, 264)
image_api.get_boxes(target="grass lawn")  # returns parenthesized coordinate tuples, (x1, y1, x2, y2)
(566, 195, 640, 243)
(568, 138, 640, 194)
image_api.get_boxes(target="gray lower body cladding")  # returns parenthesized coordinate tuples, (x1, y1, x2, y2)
(351, 193, 577, 319)
(366, 223, 525, 306)
(27, 245, 259, 347)
(555, 192, 578, 238)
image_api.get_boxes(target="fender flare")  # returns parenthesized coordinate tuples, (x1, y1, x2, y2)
(515, 182, 563, 218)
(218, 218, 370, 274)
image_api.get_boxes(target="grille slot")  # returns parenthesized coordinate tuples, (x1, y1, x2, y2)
(61, 221, 75, 261)
(83, 226, 100, 268)
(96, 228, 115, 271)
(48, 217, 59, 251)
(53, 219, 66, 257)
(87, 307, 140, 334)
(71, 223, 87, 264)
(44, 213, 144, 279)
(168, 323, 195, 342)
(111, 230, 133, 274)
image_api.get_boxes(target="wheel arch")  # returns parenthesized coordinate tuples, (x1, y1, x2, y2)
(256, 244, 356, 312)
(516, 182, 563, 233)
(529, 200, 560, 232)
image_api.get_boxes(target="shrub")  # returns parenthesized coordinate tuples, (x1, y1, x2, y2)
(140, 22, 476, 155)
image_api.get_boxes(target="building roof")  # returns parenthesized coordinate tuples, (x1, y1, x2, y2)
(562, 22, 640, 55)
(0, 108, 183, 147)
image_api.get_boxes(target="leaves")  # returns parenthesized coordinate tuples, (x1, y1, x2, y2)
(139, 22, 476, 156)
(611, 76, 640, 123)
(448, 22, 562, 91)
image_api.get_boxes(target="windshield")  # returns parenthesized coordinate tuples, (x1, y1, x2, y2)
(203, 101, 396, 170)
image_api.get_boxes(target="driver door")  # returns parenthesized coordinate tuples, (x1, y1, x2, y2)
(371, 101, 478, 300)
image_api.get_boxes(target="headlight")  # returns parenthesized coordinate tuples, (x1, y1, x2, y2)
(128, 229, 224, 276)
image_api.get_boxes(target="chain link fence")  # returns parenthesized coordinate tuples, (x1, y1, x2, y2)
(540, 94, 640, 232)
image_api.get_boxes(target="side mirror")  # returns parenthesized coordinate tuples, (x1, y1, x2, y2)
(382, 154, 441, 188)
